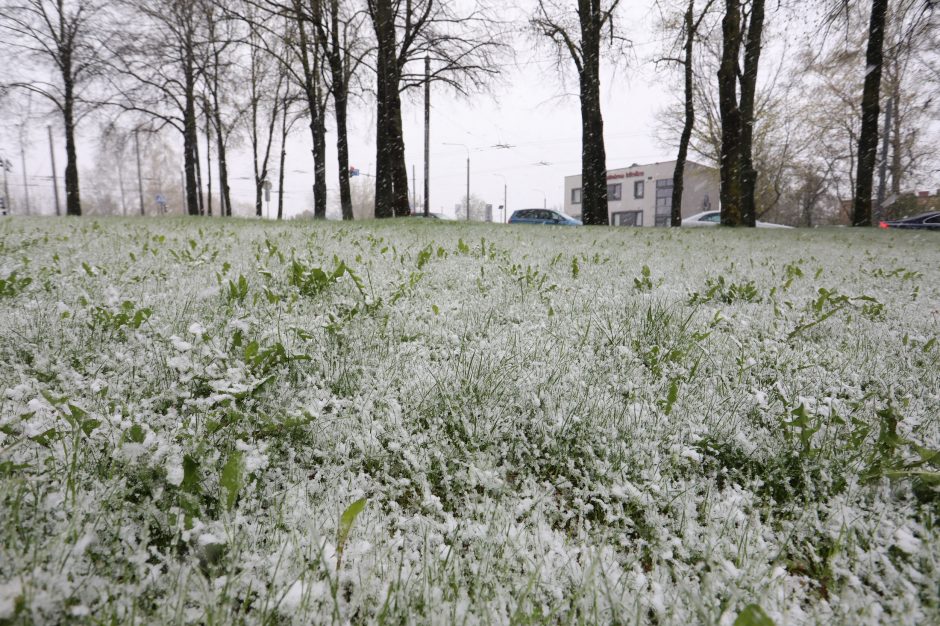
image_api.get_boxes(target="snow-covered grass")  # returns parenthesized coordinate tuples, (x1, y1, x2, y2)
(0, 217, 937, 625)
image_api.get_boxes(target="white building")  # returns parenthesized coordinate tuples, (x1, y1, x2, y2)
(564, 160, 719, 226)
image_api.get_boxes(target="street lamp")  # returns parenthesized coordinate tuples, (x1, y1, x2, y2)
(532, 188, 546, 210)
(444, 142, 470, 221)
(493, 173, 508, 223)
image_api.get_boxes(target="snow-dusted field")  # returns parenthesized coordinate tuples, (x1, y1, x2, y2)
(0, 217, 937, 625)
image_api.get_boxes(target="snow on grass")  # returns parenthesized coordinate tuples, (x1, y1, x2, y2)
(0, 217, 937, 624)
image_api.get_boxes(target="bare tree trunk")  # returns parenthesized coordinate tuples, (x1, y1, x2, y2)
(739, 0, 764, 228)
(853, 0, 889, 227)
(388, 85, 411, 216)
(194, 132, 204, 215)
(671, 0, 697, 227)
(578, 0, 609, 226)
(335, 84, 354, 220)
(250, 71, 263, 217)
(718, 0, 743, 226)
(313, 54, 328, 219)
(372, 0, 395, 218)
(325, 0, 354, 220)
(210, 97, 232, 216)
(183, 54, 200, 216)
(293, 5, 326, 219)
(374, 69, 393, 218)
(248, 80, 282, 219)
(533, 1, 620, 226)
(63, 79, 82, 216)
(368, 0, 411, 217)
(278, 95, 290, 220)
(890, 84, 902, 195)
(205, 98, 213, 216)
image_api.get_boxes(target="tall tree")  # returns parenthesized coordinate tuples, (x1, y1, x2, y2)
(111, 0, 208, 216)
(739, 0, 765, 227)
(657, 26, 798, 223)
(716, 0, 766, 226)
(792, 0, 936, 225)
(0, 0, 108, 216)
(533, 0, 627, 226)
(367, 0, 503, 218)
(280, 0, 330, 219)
(241, 0, 329, 217)
(200, 0, 239, 217)
(314, 0, 368, 221)
(661, 0, 716, 227)
(852, 0, 889, 227)
(276, 87, 304, 219)
(717, 0, 743, 225)
(242, 5, 289, 217)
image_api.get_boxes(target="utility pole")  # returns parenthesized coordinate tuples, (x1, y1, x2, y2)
(117, 158, 127, 216)
(466, 156, 470, 220)
(876, 97, 892, 223)
(424, 55, 430, 218)
(48, 126, 61, 216)
(20, 142, 30, 215)
(412, 164, 416, 212)
(135, 130, 145, 216)
(1, 158, 10, 214)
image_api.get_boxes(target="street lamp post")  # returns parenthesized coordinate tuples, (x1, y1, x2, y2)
(493, 173, 507, 223)
(1, 158, 11, 214)
(444, 142, 470, 220)
(135, 129, 145, 216)
(533, 188, 546, 210)
(48, 126, 61, 216)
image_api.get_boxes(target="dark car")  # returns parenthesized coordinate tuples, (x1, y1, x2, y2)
(508, 209, 582, 226)
(880, 211, 940, 230)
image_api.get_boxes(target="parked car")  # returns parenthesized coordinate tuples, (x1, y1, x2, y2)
(509, 209, 582, 226)
(682, 211, 793, 229)
(410, 212, 451, 220)
(879, 211, 940, 230)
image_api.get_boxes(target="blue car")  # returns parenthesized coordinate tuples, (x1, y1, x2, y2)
(509, 209, 582, 226)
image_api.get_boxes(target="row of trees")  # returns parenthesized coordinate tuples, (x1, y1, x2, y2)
(0, 0, 504, 218)
(533, 0, 936, 227)
(1, 0, 937, 224)
(655, 0, 938, 227)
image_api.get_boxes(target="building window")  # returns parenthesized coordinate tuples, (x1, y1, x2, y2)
(612, 211, 643, 227)
(634, 180, 645, 199)
(571, 188, 582, 204)
(655, 179, 673, 227)
(607, 184, 622, 201)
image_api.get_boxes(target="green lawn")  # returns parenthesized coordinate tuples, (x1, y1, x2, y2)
(0, 217, 937, 624)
